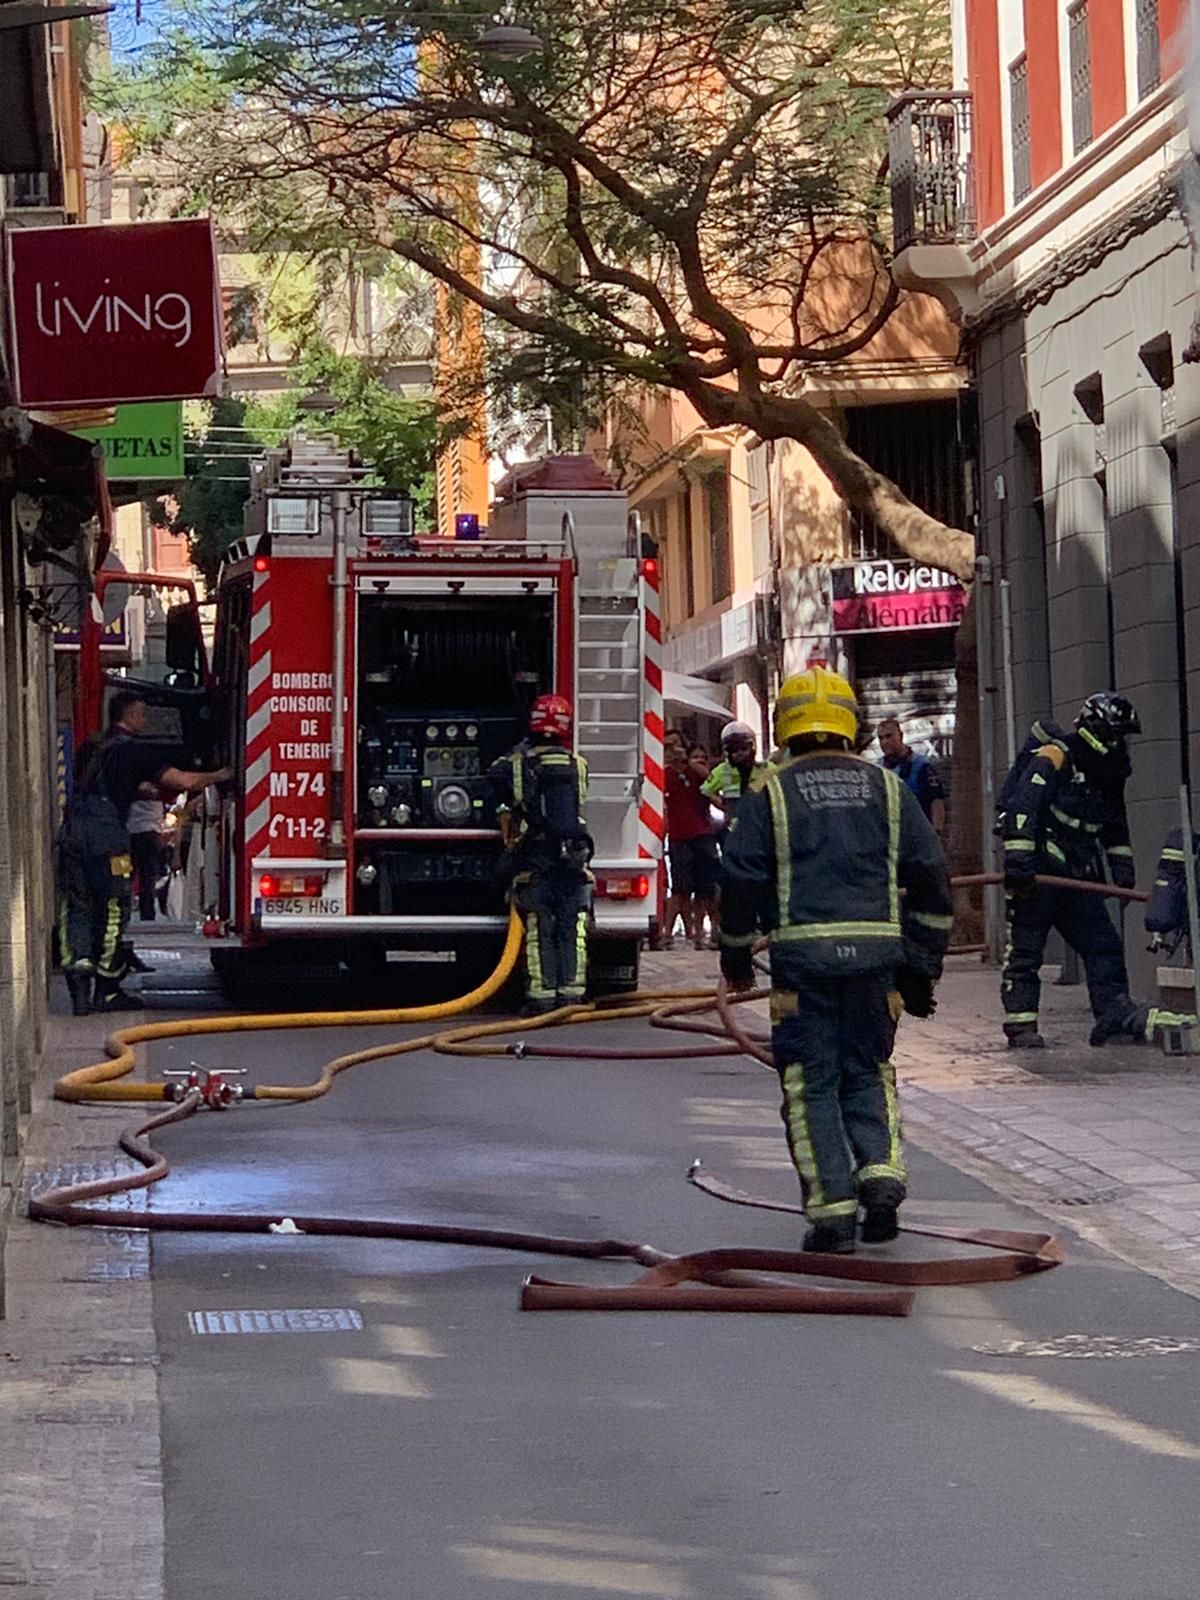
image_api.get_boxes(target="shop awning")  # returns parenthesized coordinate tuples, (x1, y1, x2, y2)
(663, 670, 730, 720)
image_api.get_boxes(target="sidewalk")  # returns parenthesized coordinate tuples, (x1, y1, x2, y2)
(644, 944, 1200, 1301)
(0, 1003, 163, 1600)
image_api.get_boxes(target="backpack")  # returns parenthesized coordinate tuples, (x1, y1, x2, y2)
(994, 724, 1070, 838)
(1145, 827, 1200, 953)
(514, 747, 594, 866)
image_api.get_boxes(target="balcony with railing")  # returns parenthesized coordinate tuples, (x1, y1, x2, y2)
(887, 90, 974, 251)
(886, 90, 979, 319)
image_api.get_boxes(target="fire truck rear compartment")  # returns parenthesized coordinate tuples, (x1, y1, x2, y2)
(354, 593, 555, 922)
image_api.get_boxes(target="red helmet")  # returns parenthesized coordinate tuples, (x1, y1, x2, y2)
(530, 693, 573, 739)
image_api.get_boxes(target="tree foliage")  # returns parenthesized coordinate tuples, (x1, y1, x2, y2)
(150, 394, 255, 586)
(101, 0, 972, 577)
(153, 352, 437, 584)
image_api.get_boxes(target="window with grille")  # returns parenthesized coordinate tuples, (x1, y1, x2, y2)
(1010, 56, 1031, 204)
(1069, 2, 1093, 154)
(222, 285, 261, 347)
(1136, 0, 1160, 99)
(704, 469, 731, 604)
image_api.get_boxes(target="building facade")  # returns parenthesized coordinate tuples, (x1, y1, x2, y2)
(891, 0, 1196, 979)
(604, 292, 969, 768)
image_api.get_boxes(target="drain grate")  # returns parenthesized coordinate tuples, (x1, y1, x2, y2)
(976, 1333, 1200, 1359)
(188, 1307, 363, 1336)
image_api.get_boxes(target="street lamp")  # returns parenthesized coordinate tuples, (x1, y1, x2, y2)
(295, 388, 339, 416)
(477, 17, 544, 60)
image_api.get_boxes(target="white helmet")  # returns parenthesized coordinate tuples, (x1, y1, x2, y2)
(721, 720, 756, 749)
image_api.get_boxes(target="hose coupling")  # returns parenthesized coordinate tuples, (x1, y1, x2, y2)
(163, 1066, 246, 1109)
(509, 1040, 528, 1058)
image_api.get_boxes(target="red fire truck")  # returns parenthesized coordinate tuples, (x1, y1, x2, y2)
(104, 441, 665, 998)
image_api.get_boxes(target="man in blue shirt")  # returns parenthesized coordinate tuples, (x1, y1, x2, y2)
(878, 718, 946, 842)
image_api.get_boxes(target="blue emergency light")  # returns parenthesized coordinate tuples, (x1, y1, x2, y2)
(455, 513, 481, 540)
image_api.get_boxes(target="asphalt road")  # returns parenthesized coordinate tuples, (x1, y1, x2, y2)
(142, 1013, 1200, 1600)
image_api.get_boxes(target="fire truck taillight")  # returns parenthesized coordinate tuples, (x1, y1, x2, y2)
(640, 558, 658, 580)
(597, 874, 650, 900)
(259, 873, 325, 898)
(253, 555, 269, 573)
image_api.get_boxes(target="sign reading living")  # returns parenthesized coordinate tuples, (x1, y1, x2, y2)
(6, 219, 224, 408)
(829, 559, 966, 634)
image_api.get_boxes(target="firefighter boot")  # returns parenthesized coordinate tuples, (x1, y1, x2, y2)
(93, 975, 144, 1013)
(802, 1216, 857, 1254)
(1004, 1022, 1046, 1050)
(1089, 1000, 1147, 1047)
(63, 963, 93, 1018)
(859, 1178, 905, 1244)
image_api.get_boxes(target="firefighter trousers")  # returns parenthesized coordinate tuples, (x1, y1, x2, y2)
(57, 806, 133, 983)
(513, 863, 592, 1007)
(1002, 884, 1130, 1029)
(769, 973, 905, 1223)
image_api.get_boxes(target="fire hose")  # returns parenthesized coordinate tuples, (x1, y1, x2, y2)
(34, 869, 1144, 1313)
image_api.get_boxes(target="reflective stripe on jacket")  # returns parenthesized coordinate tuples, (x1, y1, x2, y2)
(718, 750, 952, 982)
(1000, 718, 1131, 883)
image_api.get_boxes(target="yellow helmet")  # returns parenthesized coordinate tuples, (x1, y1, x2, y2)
(775, 666, 859, 746)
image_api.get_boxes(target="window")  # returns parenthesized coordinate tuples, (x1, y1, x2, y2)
(746, 442, 769, 504)
(1068, 2, 1093, 154)
(1009, 56, 1031, 204)
(845, 401, 966, 562)
(1136, 0, 1161, 99)
(681, 489, 696, 619)
(222, 285, 261, 347)
(704, 469, 731, 604)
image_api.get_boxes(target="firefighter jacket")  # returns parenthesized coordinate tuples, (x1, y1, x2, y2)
(702, 759, 774, 822)
(1000, 718, 1134, 886)
(487, 739, 592, 867)
(718, 751, 953, 985)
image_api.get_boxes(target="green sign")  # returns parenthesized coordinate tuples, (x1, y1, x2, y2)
(73, 401, 184, 480)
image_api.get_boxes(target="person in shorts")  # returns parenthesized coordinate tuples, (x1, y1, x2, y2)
(664, 742, 718, 948)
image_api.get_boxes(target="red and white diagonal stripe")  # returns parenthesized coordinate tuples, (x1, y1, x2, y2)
(244, 566, 273, 861)
(638, 563, 665, 862)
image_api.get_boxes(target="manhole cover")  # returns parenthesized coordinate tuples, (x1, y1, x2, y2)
(976, 1334, 1200, 1359)
(187, 1307, 363, 1335)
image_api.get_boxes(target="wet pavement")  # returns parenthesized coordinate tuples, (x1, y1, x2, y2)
(131, 1013, 1200, 1600)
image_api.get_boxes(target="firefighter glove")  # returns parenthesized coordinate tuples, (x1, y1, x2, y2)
(895, 966, 936, 1019)
(1004, 871, 1037, 900)
(720, 944, 755, 992)
(1109, 856, 1136, 890)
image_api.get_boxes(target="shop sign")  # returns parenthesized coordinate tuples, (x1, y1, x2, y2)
(829, 559, 966, 634)
(6, 219, 223, 407)
(69, 401, 185, 479)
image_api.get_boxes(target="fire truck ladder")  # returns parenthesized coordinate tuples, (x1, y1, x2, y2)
(575, 588, 642, 851)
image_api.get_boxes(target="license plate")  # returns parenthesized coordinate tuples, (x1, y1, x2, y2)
(385, 949, 456, 964)
(263, 898, 343, 916)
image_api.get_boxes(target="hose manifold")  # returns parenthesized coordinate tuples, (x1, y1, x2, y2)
(163, 1067, 246, 1110)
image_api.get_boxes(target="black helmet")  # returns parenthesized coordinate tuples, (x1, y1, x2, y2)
(1076, 692, 1141, 747)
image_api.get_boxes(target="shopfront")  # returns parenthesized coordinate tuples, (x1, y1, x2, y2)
(829, 557, 966, 773)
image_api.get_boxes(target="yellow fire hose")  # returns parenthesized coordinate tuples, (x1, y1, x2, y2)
(52, 867, 1159, 1108)
(53, 910, 716, 1105)
(54, 908, 528, 1104)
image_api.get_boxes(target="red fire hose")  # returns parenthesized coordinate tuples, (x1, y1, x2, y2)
(30, 978, 1063, 1316)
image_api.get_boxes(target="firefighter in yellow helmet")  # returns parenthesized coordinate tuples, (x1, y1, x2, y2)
(718, 667, 952, 1253)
